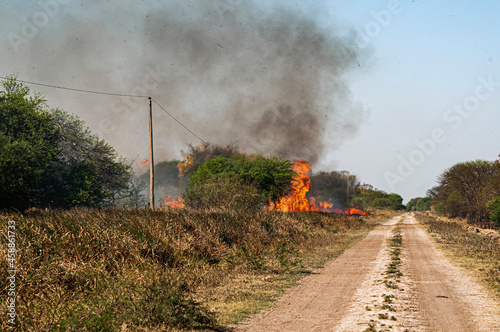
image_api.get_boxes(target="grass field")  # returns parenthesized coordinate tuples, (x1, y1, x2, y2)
(0, 207, 396, 331)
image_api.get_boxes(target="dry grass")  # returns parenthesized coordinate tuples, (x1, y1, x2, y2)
(415, 212, 500, 300)
(0, 207, 388, 331)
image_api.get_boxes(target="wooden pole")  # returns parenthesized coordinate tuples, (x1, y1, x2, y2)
(346, 171, 350, 206)
(148, 97, 155, 209)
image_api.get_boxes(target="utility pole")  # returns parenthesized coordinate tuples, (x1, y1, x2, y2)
(346, 171, 350, 206)
(362, 182, 365, 207)
(148, 97, 155, 209)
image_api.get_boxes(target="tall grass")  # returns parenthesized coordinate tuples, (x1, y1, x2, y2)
(0, 207, 373, 331)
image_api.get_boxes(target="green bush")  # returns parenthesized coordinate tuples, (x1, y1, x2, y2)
(187, 154, 294, 203)
(487, 197, 500, 225)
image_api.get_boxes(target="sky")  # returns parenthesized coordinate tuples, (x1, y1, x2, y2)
(0, 0, 499, 203)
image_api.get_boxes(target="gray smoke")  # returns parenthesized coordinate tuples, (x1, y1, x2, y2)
(1, 0, 366, 166)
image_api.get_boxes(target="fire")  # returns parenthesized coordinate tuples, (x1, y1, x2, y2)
(162, 195, 184, 208)
(268, 160, 333, 213)
(334, 207, 367, 216)
(267, 160, 367, 216)
(139, 159, 149, 166)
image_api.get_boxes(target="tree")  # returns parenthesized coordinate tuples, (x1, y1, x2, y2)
(0, 76, 139, 210)
(0, 76, 59, 210)
(432, 160, 498, 222)
(35, 109, 136, 207)
(406, 197, 432, 211)
(351, 189, 404, 210)
(486, 197, 500, 226)
(137, 159, 181, 206)
(177, 143, 241, 177)
(309, 171, 359, 204)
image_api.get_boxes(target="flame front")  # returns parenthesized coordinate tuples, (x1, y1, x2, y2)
(162, 195, 184, 208)
(268, 160, 331, 213)
(334, 207, 367, 216)
(267, 160, 367, 215)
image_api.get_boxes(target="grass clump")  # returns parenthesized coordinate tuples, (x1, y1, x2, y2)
(384, 227, 402, 289)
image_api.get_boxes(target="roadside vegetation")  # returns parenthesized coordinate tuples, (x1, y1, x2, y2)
(415, 213, 500, 300)
(0, 207, 393, 331)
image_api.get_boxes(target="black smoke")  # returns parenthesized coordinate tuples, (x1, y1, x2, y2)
(1, 0, 366, 165)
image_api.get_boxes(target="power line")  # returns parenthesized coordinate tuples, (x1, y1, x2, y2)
(151, 99, 206, 144)
(0, 76, 148, 98)
(0, 75, 206, 143)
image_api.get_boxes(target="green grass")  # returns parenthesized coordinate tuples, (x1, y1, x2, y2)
(0, 207, 384, 331)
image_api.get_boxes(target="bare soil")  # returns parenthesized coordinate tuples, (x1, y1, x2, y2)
(233, 213, 500, 331)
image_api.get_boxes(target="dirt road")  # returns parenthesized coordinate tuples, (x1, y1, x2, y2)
(234, 213, 500, 331)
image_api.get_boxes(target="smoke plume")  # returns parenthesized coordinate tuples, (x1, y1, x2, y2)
(1, 0, 366, 165)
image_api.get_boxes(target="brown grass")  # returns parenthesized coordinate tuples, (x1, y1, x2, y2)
(0, 207, 393, 331)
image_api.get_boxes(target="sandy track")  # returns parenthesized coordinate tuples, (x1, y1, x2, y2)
(234, 216, 401, 331)
(233, 213, 500, 331)
(403, 214, 500, 331)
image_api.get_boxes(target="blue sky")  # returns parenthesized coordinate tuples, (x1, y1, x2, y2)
(1, 0, 498, 202)
(317, 0, 500, 201)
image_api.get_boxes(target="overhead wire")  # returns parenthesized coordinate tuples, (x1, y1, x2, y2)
(151, 98, 206, 144)
(0, 76, 149, 98)
(0, 75, 206, 143)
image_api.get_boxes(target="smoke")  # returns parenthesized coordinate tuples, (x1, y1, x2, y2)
(1, 0, 366, 166)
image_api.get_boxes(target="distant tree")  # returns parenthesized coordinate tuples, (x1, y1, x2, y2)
(351, 189, 404, 210)
(416, 197, 432, 211)
(177, 143, 241, 177)
(137, 159, 181, 206)
(138, 160, 181, 190)
(309, 171, 359, 204)
(406, 197, 432, 211)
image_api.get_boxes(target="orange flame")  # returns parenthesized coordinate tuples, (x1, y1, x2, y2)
(268, 160, 331, 213)
(334, 207, 367, 216)
(267, 160, 367, 215)
(139, 159, 149, 166)
(162, 195, 184, 208)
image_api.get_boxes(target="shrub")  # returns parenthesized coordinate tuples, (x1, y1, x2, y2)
(487, 197, 500, 225)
